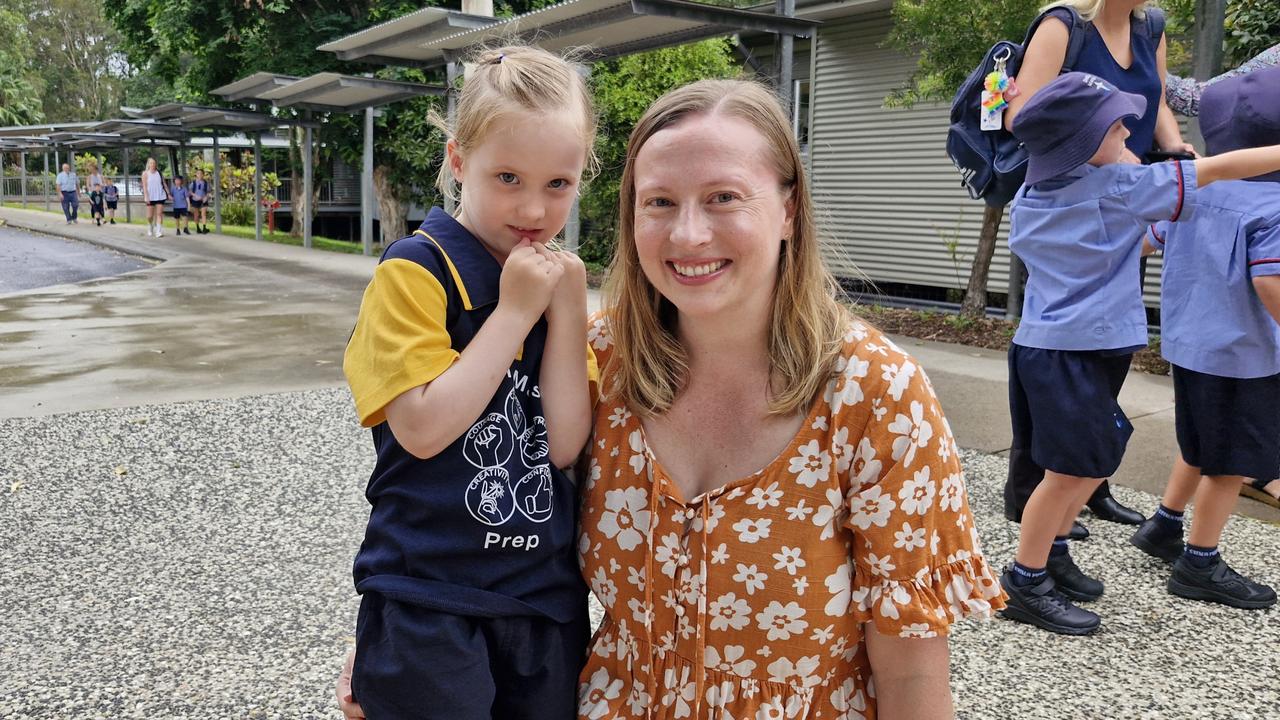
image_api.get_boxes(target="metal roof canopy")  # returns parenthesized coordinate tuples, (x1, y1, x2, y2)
(254, 73, 445, 112)
(137, 103, 303, 131)
(213, 70, 445, 255)
(0, 121, 101, 138)
(210, 72, 300, 102)
(320, 0, 818, 67)
(316, 6, 500, 66)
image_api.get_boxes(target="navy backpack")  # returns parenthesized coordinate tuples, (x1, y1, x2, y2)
(945, 7, 1167, 207)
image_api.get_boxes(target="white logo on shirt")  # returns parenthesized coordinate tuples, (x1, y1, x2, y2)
(462, 387, 554, 529)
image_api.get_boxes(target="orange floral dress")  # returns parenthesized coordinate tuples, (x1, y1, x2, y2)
(576, 315, 1006, 720)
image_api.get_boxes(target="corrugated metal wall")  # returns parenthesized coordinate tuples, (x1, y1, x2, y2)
(807, 9, 1164, 307)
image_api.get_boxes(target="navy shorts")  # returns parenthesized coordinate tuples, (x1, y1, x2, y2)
(1009, 344, 1134, 479)
(1173, 365, 1280, 480)
(352, 592, 589, 720)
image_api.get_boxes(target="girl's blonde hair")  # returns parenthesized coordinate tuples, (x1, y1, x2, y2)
(1040, 0, 1153, 22)
(603, 78, 848, 418)
(432, 44, 598, 205)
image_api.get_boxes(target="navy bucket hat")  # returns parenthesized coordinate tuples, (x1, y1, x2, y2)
(1012, 72, 1148, 186)
(1201, 65, 1280, 182)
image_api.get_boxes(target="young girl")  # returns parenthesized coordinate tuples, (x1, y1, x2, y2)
(338, 45, 597, 719)
(141, 158, 169, 238)
(1001, 71, 1280, 635)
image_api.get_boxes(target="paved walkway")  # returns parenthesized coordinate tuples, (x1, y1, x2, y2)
(1, 206, 1277, 718)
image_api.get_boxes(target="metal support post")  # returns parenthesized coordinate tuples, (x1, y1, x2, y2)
(362, 106, 374, 256)
(122, 146, 131, 223)
(20, 151, 27, 208)
(212, 133, 222, 233)
(303, 115, 313, 249)
(254, 133, 263, 242)
(43, 151, 50, 212)
(775, 0, 795, 114)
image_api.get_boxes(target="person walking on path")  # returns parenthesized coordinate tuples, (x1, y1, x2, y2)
(55, 163, 79, 224)
(141, 158, 169, 238)
(189, 168, 211, 234)
(102, 178, 119, 225)
(85, 161, 104, 198)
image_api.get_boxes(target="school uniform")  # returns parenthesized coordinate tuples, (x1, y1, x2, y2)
(1008, 159, 1197, 479)
(1150, 180, 1280, 480)
(170, 187, 189, 219)
(342, 207, 593, 719)
(103, 185, 119, 210)
(189, 178, 208, 209)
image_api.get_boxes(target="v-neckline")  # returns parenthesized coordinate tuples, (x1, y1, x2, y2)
(634, 387, 828, 507)
(1090, 19, 1137, 72)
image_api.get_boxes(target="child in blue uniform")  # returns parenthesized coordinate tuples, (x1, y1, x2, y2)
(170, 176, 191, 235)
(1000, 71, 1280, 635)
(339, 45, 597, 719)
(1129, 67, 1280, 610)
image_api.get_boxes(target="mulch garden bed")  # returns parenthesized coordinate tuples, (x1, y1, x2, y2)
(854, 305, 1171, 376)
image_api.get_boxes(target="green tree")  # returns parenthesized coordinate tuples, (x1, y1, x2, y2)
(0, 4, 45, 125)
(27, 0, 129, 121)
(582, 39, 739, 265)
(1225, 0, 1279, 67)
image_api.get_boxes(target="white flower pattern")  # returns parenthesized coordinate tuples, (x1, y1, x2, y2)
(575, 316, 1005, 720)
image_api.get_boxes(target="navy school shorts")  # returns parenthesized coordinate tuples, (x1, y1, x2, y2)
(1008, 344, 1134, 479)
(1173, 365, 1280, 480)
(352, 592, 589, 720)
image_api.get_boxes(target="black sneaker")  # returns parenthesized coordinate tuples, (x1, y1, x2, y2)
(109, 219, 116, 224)
(1168, 556, 1277, 609)
(1000, 568, 1102, 635)
(184, 228, 192, 235)
(1046, 553, 1104, 601)
(1130, 518, 1183, 563)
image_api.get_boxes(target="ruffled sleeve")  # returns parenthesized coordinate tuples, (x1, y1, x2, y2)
(836, 329, 1006, 637)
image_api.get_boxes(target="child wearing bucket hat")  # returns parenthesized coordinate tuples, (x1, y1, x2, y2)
(1000, 71, 1280, 635)
(1128, 66, 1280, 611)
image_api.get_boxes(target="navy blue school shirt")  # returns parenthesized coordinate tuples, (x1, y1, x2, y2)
(1151, 181, 1280, 378)
(342, 207, 594, 623)
(1010, 160, 1197, 352)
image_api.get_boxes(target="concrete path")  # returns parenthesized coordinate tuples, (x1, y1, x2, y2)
(1, 205, 1278, 718)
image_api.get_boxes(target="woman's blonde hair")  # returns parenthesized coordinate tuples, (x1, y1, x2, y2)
(432, 44, 598, 205)
(1040, 0, 1154, 22)
(603, 78, 848, 418)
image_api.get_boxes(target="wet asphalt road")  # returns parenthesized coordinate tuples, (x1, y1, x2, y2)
(0, 225, 152, 294)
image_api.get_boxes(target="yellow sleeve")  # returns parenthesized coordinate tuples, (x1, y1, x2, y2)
(343, 258, 460, 427)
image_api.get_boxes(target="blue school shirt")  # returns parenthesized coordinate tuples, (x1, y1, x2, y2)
(171, 186, 189, 209)
(103, 185, 118, 201)
(342, 207, 594, 623)
(1073, 16, 1163, 158)
(1151, 181, 1280, 378)
(1011, 160, 1197, 351)
(190, 179, 209, 199)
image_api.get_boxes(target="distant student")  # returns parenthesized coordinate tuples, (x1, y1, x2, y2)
(102, 178, 119, 224)
(170, 176, 191, 235)
(88, 183, 105, 226)
(190, 168, 211, 234)
(1129, 66, 1280, 610)
(1000, 72, 1280, 636)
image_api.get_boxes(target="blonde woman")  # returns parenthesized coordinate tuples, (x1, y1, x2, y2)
(575, 78, 1004, 719)
(141, 157, 169, 237)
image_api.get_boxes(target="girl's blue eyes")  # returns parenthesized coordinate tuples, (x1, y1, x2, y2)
(497, 174, 571, 189)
